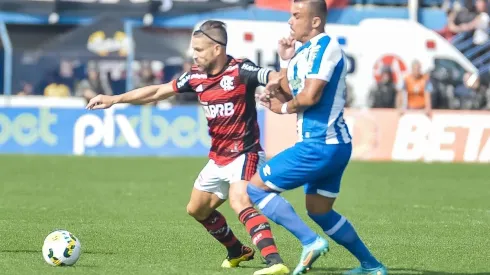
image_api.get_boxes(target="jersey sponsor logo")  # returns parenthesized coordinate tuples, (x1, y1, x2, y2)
(220, 75, 235, 91)
(241, 63, 260, 72)
(202, 102, 235, 118)
(226, 64, 239, 71)
(177, 73, 190, 89)
(191, 73, 207, 79)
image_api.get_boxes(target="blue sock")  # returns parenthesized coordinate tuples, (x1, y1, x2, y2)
(247, 184, 318, 246)
(309, 210, 381, 269)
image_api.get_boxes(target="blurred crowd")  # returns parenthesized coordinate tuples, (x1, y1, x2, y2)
(368, 0, 489, 111)
(16, 59, 197, 105)
(9, 0, 490, 112)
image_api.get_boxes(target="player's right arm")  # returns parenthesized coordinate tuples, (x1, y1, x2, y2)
(86, 83, 175, 109)
(86, 72, 194, 110)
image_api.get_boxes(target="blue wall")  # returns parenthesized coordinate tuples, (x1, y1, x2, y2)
(0, 106, 265, 157)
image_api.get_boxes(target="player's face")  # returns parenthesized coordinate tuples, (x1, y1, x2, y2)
(288, 2, 314, 42)
(191, 36, 220, 73)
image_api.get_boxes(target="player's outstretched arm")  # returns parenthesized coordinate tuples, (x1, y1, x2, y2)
(115, 83, 176, 105)
(86, 83, 176, 110)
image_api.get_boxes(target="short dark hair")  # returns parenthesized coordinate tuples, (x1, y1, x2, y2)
(193, 20, 228, 46)
(294, 0, 328, 21)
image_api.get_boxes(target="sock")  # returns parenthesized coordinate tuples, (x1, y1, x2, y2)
(308, 210, 381, 269)
(239, 207, 283, 265)
(247, 184, 318, 246)
(198, 210, 243, 257)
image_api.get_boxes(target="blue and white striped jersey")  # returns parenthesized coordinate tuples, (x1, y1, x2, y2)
(287, 33, 352, 144)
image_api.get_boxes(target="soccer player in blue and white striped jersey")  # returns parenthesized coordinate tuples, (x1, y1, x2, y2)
(246, 1, 387, 275)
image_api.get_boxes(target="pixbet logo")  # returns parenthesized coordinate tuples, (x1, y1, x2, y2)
(73, 108, 141, 155)
(72, 106, 211, 155)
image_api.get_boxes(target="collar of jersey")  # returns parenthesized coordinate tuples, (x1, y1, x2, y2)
(294, 33, 327, 56)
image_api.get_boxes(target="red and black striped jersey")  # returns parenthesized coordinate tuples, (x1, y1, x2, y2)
(171, 56, 272, 165)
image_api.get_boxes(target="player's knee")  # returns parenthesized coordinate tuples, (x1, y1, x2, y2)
(186, 203, 212, 221)
(249, 173, 272, 191)
(229, 180, 253, 214)
(246, 182, 273, 205)
(229, 192, 252, 214)
(305, 194, 335, 214)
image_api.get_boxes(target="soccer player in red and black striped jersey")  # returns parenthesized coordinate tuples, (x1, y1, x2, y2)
(86, 20, 290, 275)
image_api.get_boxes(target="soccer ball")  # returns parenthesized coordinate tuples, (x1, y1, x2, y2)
(42, 230, 81, 266)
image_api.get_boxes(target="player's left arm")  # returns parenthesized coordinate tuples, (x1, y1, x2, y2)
(239, 60, 291, 97)
(282, 42, 342, 114)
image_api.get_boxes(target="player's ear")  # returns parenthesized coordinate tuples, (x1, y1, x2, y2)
(312, 16, 322, 29)
(213, 44, 221, 55)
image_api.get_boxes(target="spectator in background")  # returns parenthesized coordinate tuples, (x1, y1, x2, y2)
(459, 0, 489, 49)
(439, 0, 477, 41)
(367, 66, 397, 108)
(75, 62, 113, 101)
(455, 71, 490, 109)
(132, 62, 160, 106)
(17, 82, 33, 96)
(397, 60, 433, 116)
(171, 60, 198, 104)
(135, 62, 160, 88)
(44, 60, 76, 97)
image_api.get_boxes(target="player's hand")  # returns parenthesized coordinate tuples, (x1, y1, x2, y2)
(263, 75, 284, 98)
(260, 94, 284, 114)
(86, 94, 114, 110)
(278, 37, 296, 61)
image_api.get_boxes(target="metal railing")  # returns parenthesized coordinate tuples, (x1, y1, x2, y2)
(452, 28, 490, 75)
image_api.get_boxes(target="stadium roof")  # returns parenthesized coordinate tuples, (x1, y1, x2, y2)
(0, 0, 254, 18)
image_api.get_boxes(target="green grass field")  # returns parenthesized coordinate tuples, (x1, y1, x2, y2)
(0, 155, 489, 275)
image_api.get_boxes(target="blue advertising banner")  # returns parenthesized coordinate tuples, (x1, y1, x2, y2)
(0, 106, 266, 156)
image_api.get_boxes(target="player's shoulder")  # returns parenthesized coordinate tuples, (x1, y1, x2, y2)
(175, 66, 208, 90)
(228, 56, 257, 67)
(313, 33, 340, 50)
(232, 57, 262, 74)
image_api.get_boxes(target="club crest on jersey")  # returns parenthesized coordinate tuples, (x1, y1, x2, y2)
(220, 76, 235, 91)
(203, 102, 235, 118)
(290, 78, 303, 90)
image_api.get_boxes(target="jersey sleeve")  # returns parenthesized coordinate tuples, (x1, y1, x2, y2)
(239, 60, 272, 87)
(171, 71, 195, 93)
(306, 37, 343, 82)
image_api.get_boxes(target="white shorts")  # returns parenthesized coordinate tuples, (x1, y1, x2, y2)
(194, 151, 266, 200)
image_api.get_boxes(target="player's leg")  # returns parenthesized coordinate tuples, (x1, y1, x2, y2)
(246, 144, 329, 275)
(304, 143, 387, 275)
(187, 161, 246, 264)
(227, 152, 288, 274)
